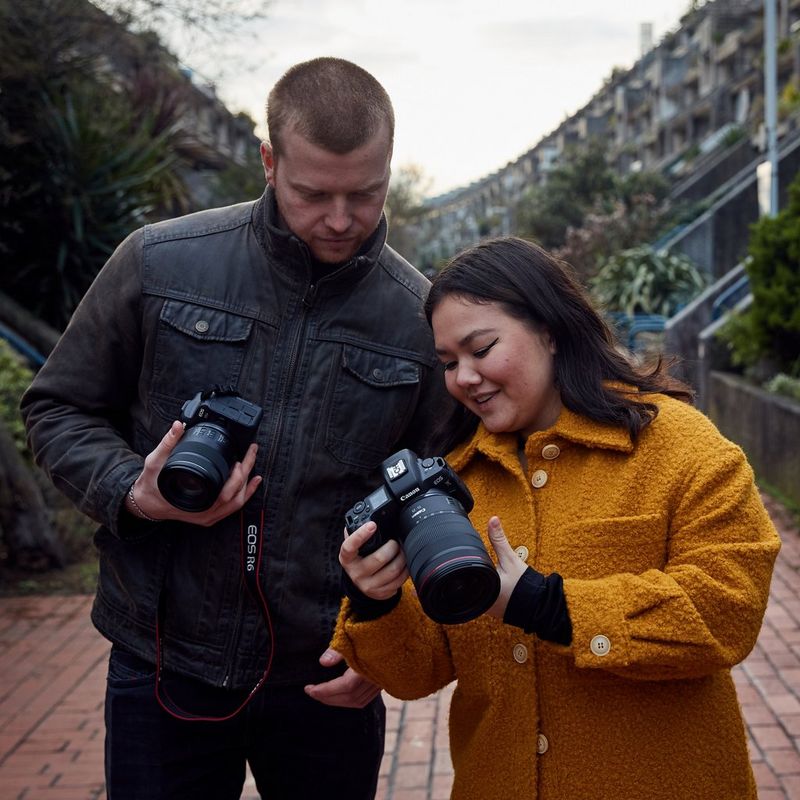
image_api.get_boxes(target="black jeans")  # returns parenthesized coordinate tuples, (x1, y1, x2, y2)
(104, 645, 385, 799)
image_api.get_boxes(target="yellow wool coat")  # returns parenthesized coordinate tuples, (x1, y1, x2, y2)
(333, 395, 781, 800)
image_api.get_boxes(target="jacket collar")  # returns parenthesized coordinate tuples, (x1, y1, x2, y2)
(252, 187, 388, 290)
(448, 405, 635, 473)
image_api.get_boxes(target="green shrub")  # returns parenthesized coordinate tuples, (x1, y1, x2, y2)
(0, 339, 34, 458)
(764, 373, 800, 403)
(719, 171, 800, 376)
(0, 339, 97, 573)
(590, 245, 707, 317)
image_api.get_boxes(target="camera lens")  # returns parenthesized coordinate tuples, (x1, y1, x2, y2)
(398, 492, 500, 624)
(157, 423, 237, 512)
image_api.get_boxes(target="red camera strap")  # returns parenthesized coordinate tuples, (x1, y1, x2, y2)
(153, 508, 275, 722)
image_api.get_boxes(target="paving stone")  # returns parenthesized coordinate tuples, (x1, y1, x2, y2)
(0, 495, 797, 799)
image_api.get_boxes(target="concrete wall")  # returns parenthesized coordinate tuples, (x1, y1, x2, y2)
(669, 137, 758, 204)
(664, 263, 746, 396)
(666, 130, 800, 278)
(708, 371, 800, 506)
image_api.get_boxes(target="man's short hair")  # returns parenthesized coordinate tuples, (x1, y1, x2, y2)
(266, 57, 395, 157)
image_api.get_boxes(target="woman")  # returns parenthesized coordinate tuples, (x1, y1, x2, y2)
(333, 237, 780, 800)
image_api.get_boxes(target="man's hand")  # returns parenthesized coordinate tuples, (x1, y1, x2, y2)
(125, 420, 262, 526)
(304, 648, 382, 708)
(485, 516, 527, 619)
(339, 521, 408, 600)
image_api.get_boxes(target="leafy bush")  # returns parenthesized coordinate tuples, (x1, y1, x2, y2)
(554, 193, 668, 282)
(590, 246, 707, 317)
(764, 373, 800, 403)
(0, 339, 97, 574)
(515, 139, 618, 249)
(514, 139, 672, 279)
(0, 339, 33, 457)
(719, 170, 800, 376)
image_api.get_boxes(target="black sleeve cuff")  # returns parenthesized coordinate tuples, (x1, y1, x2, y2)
(341, 571, 402, 621)
(503, 567, 573, 645)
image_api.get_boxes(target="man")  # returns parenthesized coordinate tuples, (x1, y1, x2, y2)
(21, 57, 451, 799)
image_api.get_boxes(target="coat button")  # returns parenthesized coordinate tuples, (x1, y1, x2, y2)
(194, 319, 210, 333)
(514, 545, 529, 561)
(512, 643, 528, 663)
(537, 733, 549, 754)
(531, 469, 548, 489)
(590, 634, 611, 656)
(541, 444, 560, 460)
(372, 368, 384, 381)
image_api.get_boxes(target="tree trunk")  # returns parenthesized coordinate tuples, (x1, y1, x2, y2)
(0, 421, 66, 569)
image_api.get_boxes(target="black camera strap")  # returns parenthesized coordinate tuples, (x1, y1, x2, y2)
(154, 506, 275, 722)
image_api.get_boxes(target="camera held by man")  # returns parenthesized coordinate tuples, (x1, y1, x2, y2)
(158, 387, 263, 512)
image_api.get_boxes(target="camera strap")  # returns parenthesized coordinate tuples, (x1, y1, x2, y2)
(153, 507, 275, 722)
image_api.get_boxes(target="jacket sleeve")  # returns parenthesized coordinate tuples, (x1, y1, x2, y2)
(561, 417, 781, 681)
(332, 583, 456, 700)
(20, 230, 152, 539)
(398, 359, 458, 458)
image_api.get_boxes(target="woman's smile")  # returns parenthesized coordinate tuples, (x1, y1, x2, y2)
(432, 296, 562, 437)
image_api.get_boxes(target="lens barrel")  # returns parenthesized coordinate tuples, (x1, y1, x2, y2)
(157, 423, 237, 512)
(399, 492, 500, 624)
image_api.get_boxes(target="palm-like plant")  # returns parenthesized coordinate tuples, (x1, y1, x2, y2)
(590, 245, 707, 318)
(3, 79, 190, 328)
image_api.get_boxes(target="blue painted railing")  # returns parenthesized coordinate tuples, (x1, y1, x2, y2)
(711, 273, 750, 320)
(607, 313, 668, 352)
(0, 321, 47, 368)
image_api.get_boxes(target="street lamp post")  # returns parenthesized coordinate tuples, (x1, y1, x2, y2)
(761, 0, 779, 217)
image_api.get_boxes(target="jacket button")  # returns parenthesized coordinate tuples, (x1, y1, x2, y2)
(372, 368, 384, 380)
(531, 469, 548, 488)
(194, 320, 210, 333)
(512, 643, 528, 663)
(541, 444, 560, 460)
(537, 733, 549, 754)
(590, 634, 611, 656)
(514, 545, 529, 561)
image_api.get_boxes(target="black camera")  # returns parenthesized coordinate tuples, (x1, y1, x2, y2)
(157, 387, 263, 512)
(345, 449, 500, 625)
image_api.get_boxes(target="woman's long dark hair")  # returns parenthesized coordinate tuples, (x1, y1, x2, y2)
(424, 237, 693, 453)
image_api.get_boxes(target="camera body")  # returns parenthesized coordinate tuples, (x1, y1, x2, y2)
(157, 387, 263, 512)
(346, 451, 474, 552)
(179, 389, 262, 450)
(345, 449, 499, 625)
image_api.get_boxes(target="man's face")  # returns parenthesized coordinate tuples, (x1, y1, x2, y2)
(261, 124, 392, 264)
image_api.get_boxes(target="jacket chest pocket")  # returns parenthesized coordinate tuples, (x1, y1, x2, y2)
(544, 513, 668, 578)
(149, 299, 254, 421)
(325, 344, 421, 470)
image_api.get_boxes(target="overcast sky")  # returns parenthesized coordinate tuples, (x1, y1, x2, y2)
(177, 0, 694, 196)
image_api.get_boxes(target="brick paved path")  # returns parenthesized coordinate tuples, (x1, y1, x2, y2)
(0, 494, 798, 800)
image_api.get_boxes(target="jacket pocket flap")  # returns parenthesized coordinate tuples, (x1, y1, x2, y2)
(342, 345, 420, 388)
(160, 300, 253, 343)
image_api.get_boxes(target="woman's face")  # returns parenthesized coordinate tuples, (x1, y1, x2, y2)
(432, 295, 562, 437)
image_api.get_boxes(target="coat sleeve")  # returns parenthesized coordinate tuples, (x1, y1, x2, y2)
(20, 230, 151, 539)
(332, 583, 456, 700)
(561, 413, 781, 681)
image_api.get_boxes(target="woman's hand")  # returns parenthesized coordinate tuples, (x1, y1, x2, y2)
(485, 516, 528, 618)
(339, 521, 409, 600)
(126, 420, 262, 526)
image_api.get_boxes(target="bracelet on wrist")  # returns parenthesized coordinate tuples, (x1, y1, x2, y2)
(127, 484, 161, 523)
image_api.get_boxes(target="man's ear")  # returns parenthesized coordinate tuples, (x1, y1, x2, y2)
(260, 141, 276, 186)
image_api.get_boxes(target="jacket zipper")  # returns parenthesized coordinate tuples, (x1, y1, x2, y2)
(221, 269, 320, 687)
